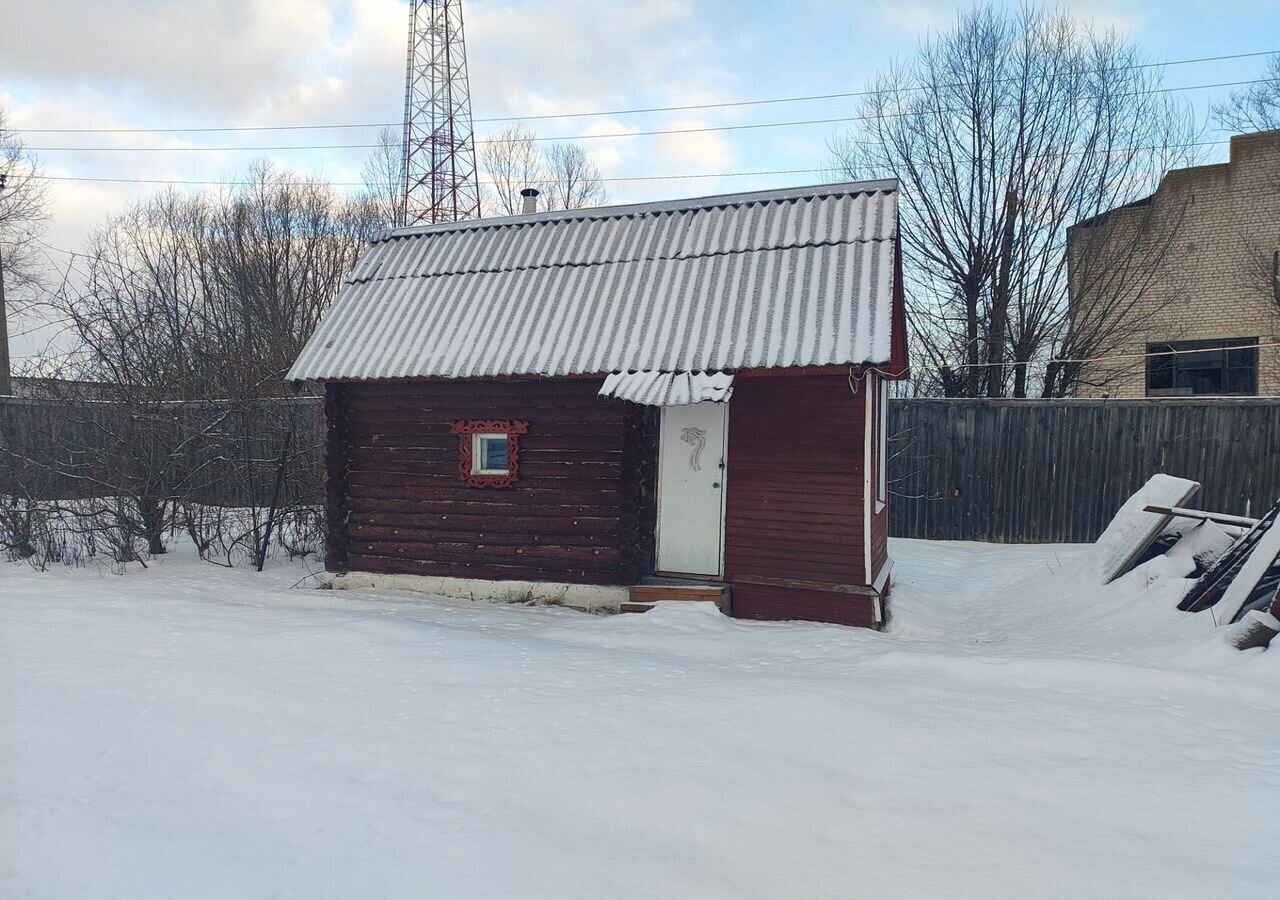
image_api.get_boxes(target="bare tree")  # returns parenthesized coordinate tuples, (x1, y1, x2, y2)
(194, 162, 382, 397)
(543, 142, 607, 211)
(0, 108, 49, 294)
(830, 5, 1199, 397)
(1, 109, 50, 395)
(480, 125, 545, 216)
(1214, 55, 1280, 134)
(1239, 231, 1280, 314)
(1235, 175, 1280, 335)
(24, 163, 374, 559)
(479, 126, 606, 215)
(361, 126, 405, 230)
(54, 162, 378, 402)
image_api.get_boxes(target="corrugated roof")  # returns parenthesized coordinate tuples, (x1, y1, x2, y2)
(287, 179, 899, 382)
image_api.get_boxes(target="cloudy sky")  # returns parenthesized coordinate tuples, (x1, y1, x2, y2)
(3, 0, 1279, 359)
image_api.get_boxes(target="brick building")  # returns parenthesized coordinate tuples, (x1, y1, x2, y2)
(1068, 131, 1280, 398)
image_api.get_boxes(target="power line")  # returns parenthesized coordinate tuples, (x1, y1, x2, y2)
(20, 167, 831, 188)
(18, 77, 1270, 155)
(9, 48, 1278, 137)
(22, 113, 863, 152)
(9, 131, 1245, 189)
(488, 50, 1275, 121)
(904, 339, 1280, 375)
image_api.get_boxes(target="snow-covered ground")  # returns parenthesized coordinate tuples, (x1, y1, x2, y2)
(3, 540, 1278, 899)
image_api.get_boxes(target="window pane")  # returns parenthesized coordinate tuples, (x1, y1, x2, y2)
(1147, 344, 1174, 391)
(1178, 352, 1225, 394)
(482, 436, 508, 471)
(1226, 345, 1259, 394)
(1148, 338, 1258, 396)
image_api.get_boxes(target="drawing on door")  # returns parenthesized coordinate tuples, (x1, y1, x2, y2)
(680, 426, 706, 470)
(656, 402, 728, 576)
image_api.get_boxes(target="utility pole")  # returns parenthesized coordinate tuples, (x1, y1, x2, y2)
(0, 172, 10, 397)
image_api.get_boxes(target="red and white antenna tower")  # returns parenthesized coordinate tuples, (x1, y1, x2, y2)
(401, 0, 481, 225)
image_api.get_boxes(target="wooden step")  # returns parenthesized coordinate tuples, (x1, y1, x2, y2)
(627, 582, 731, 613)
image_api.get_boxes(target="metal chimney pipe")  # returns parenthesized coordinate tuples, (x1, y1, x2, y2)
(520, 187, 539, 215)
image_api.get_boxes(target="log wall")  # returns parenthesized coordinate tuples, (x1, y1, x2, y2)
(328, 379, 656, 585)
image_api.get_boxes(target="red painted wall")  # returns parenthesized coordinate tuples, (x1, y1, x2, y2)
(723, 374, 883, 627)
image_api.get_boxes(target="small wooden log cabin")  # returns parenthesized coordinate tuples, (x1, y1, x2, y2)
(288, 180, 908, 627)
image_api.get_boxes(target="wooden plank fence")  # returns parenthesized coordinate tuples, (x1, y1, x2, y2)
(888, 398, 1280, 543)
(0, 396, 325, 508)
(5, 395, 1277, 545)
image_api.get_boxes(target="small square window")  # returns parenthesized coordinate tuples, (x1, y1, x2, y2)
(474, 434, 509, 475)
(451, 420, 528, 488)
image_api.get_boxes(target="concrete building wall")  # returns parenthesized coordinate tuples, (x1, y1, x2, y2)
(1068, 131, 1280, 398)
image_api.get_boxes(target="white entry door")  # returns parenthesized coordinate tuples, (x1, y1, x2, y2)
(656, 402, 729, 576)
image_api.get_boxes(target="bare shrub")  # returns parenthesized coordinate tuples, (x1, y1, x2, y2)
(5, 163, 358, 568)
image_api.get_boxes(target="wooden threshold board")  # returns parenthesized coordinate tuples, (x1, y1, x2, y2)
(627, 582, 731, 613)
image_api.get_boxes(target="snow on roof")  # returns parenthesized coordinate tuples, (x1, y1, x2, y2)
(599, 371, 734, 406)
(287, 179, 899, 382)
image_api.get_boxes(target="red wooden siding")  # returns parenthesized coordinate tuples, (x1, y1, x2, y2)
(724, 374, 881, 626)
(732, 584, 879, 628)
(870, 504, 890, 583)
(326, 379, 655, 585)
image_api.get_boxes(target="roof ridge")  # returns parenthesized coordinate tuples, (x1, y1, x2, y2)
(382, 178, 899, 241)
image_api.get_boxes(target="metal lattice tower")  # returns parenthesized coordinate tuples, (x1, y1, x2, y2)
(401, 0, 481, 225)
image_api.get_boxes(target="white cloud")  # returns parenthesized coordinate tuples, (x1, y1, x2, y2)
(862, 0, 1150, 38)
(651, 119, 736, 171)
(1, 0, 751, 350)
(465, 0, 735, 121)
(1061, 1, 1151, 35)
(569, 120, 640, 177)
(870, 2, 954, 35)
(0, 1, 335, 114)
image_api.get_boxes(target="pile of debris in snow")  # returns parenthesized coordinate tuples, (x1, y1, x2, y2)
(1087, 474, 1280, 650)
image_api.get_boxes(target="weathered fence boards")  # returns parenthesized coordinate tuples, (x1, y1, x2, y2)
(0, 396, 324, 508)
(4, 395, 1277, 544)
(889, 398, 1280, 543)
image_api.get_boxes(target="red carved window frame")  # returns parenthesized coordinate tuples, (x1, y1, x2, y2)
(451, 420, 529, 488)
